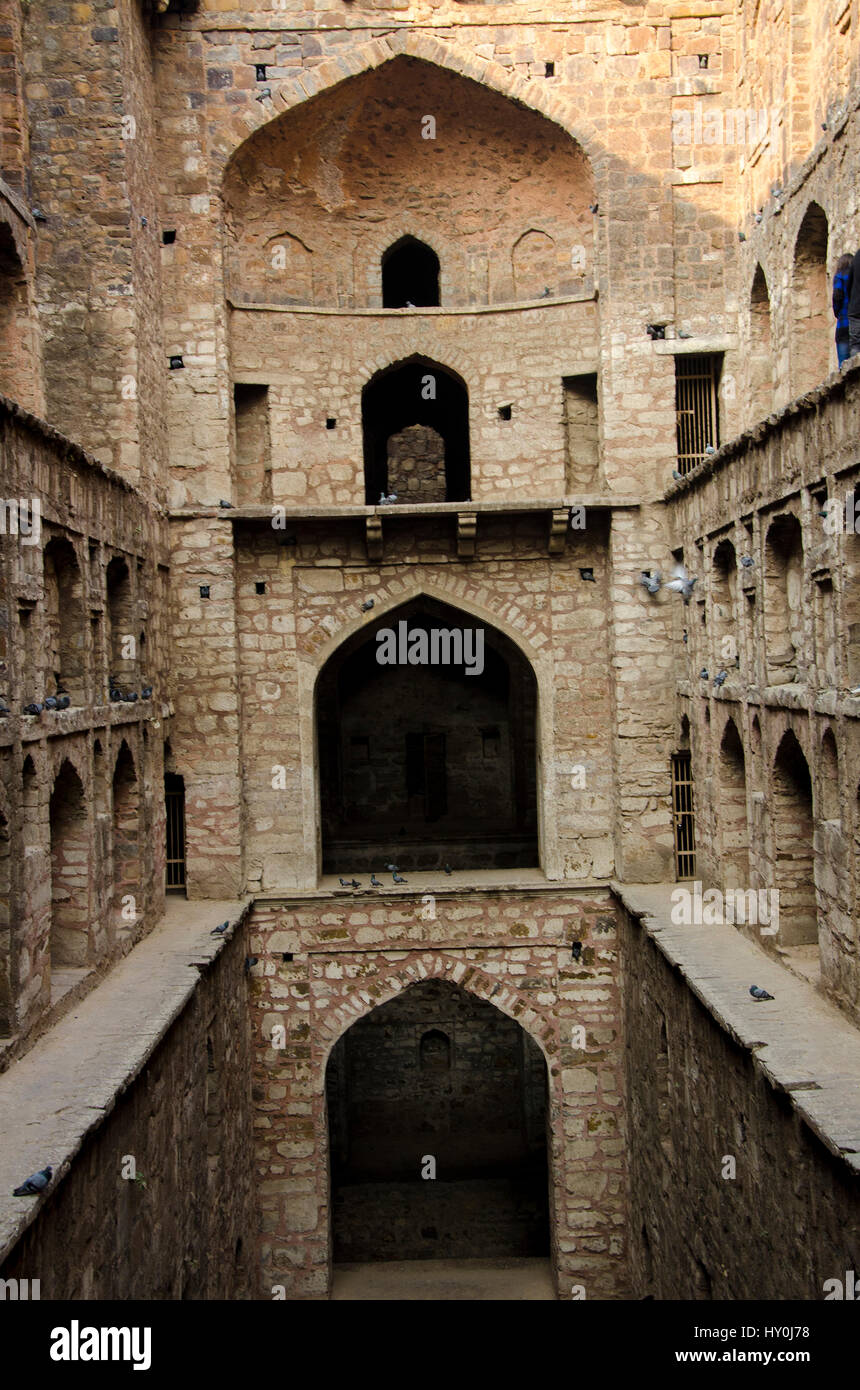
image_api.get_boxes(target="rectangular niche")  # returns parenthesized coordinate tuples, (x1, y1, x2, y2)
(562, 374, 599, 492)
(234, 383, 271, 507)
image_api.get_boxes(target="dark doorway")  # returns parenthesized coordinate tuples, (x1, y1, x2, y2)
(382, 237, 440, 308)
(362, 357, 470, 503)
(317, 597, 539, 873)
(326, 979, 550, 1263)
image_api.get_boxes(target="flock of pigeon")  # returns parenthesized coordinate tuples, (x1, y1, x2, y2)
(0, 674, 153, 718)
(338, 863, 454, 889)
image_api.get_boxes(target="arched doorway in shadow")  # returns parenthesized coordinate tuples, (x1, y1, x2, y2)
(362, 357, 470, 504)
(382, 236, 440, 308)
(316, 595, 539, 873)
(325, 978, 550, 1264)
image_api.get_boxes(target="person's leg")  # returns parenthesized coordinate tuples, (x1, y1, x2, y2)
(849, 318, 860, 359)
(838, 337, 851, 366)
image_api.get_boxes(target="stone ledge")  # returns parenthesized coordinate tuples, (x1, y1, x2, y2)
(169, 496, 641, 521)
(0, 897, 250, 1266)
(612, 882, 860, 1175)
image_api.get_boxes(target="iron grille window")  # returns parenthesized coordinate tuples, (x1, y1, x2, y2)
(675, 353, 722, 474)
(671, 751, 696, 879)
(165, 773, 186, 891)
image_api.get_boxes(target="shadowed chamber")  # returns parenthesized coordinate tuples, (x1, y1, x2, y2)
(317, 597, 538, 873)
(326, 980, 550, 1263)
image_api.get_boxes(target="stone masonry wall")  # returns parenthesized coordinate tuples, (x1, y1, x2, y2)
(620, 897, 860, 1300)
(0, 924, 256, 1300)
(248, 886, 626, 1298)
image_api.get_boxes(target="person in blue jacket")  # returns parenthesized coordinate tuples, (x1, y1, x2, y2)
(833, 253, 853, 366)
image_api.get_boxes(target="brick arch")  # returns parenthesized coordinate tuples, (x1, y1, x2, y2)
(297, 578, 559, 883)
(215, 35, 603, 184)
(48, 743, 88, 796)
(317, 953, 556, 1071)
(358, 222, 452, 309)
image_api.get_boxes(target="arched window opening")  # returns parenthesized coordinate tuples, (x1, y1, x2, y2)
(325, 979, 549, 1264)
(819, 728, 839, 822)
(382, 237, 440, 308)
(165, 770, 187, 894)
(362, 358, 469, 504)
(420, 1028, 451, 1072)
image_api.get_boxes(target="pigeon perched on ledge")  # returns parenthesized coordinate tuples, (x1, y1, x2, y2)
(210, 921, 229, 936)
(370, 874, 382, 887)
(392, 871, 408, 885)
(13, 1165, 52, 1196)
(749, 985, 774, 1001)
(43, 695, 58, 710)
(639, 570, 662, 595)
(23, 702, 42, 716)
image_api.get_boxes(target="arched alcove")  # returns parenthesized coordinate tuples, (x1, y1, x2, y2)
(382, 236, 440, 307)
(43, 536, 85, 705)
(106, 556, 135, 689)
(362, 358, 470, 504)
(764, 515, 804, 684)
(748, 265, 773, 424)
(819, 728, 839, 822)
(717, 719, 749, 889)
(49, 759, 89, 966)
(0, 807, 10, 1035)
(112, 742, 141, 935)
(325, 978, 549, 1264)
(316, 595, 538, 872)
(711, 538, 737, 669)
(772, 730, 816, 946)
(791, 203, 830, 396)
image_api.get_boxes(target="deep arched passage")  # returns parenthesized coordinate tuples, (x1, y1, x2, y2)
(717, 718, 749, 889)
(49, 759, 89, 967)
(791, 203, 830, 396)
(382, 236, 440, 308)
(362, 358, 470, 504)
(316, 595, 539, 872)
(325, 978, 550, 1264)
(772, 729, 816, 947)
(112, 741, 141, 935)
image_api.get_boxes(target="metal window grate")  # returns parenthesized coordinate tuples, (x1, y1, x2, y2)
(671, 751, 696, 879)
(675, 353, 721, 474)
(165, 774, 186, 891)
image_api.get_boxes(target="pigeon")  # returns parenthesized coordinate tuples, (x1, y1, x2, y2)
(218, 499, 233, 509)
(23, 702, 43, 715)
(378, 492, 398, 505)
(31, 208, 47, 222)
(141, 685, 153, 700)
(740, 555, 755, 568)
(386, 863, 399, 873)
(677, 330, 693, 340)
(255, 88, 272, 102)
(704, 444, 717, 455)
(370, 874, 382, 887)
(338, 877, 353, 888)
(639, 570, 661, 595)
(109, 687, 123, 703)
(444, 864, 453, 876)
(245, 956, 259, 973)
(665, 565, 697, 604)
(56, 694, 70, 710)
(392, 871, 408, 884)
(822, 122, 828, 131)
(849, 685, 860, 697)
(360, 599, 375, 612)
(738, 232, 746, 243)
(699, 668, 709, 680)
(43, 695, 58, 710)
(682, 630, 688, 644)
(541, 287, 551, 298)
(771, 185, 783, 199)
(755, 211, 763, 224)
(122, 691, 139, 703)
(350, 879, 361, 889)
(749, 985, 774, 1001)
(210, 921, 229, 936)
(140, 216, 148, 228)
(0, 697, 9, 717)
(672, 468, 683, 481)
(589, 202, 598, 214)
(13, 1165, 52, 1196)
(713, 669, 728, 688)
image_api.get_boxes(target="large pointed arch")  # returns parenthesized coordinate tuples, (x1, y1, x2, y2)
(296, 581, 559, 884)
